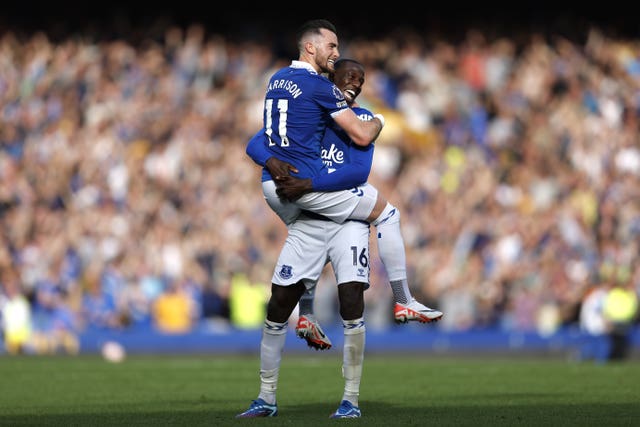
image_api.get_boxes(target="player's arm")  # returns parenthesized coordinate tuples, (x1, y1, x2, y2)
(245, 129, 272, 166)
(332, 108, 384, 147)
(276, 144, 373, 200)
(319, 78, 384, 147)
(246, 129, 299, 178)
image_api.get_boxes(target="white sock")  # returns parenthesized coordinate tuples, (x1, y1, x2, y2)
(372, 203, 412, 303)
(258, 319, 287, 405)
(341, 318, 365, 407)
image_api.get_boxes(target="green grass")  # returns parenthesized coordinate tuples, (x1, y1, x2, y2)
(0, 354, 638, 426)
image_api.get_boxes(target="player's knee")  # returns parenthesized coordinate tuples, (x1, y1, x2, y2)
(384, 203, 400, 224)
(337, 281, 365, 320)
(266, 299, 292, 323)
(372, 202, 400, 226)
(267, 282, 305, 322)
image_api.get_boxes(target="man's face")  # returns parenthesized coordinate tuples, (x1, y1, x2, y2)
(332, 64, 365, 105)
(313, 28, 340, 73)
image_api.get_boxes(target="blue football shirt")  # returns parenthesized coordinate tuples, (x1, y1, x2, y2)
(259, 60, 349, 180)
(312, 106, 375, 191)
(246, 105, 375, 191)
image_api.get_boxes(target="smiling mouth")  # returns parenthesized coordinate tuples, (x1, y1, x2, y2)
(344, 89, 356, 101)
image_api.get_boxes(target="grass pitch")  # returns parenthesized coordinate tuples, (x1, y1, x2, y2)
(0, 353, 638, 426)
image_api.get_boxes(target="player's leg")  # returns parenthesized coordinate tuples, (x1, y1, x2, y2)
(325, 220, 368, 418)
(269, 216, 334, 350)
(262, 218, 327, 400)
(289, 216, 334, 350)
(368, 195, 443, 323)
(298, 284, 316, 318)
(295, 279, 334, 350)
(238, 219, 327, 417)
(299, 219, 370, 352)
(236, 280, 305, 418)
(331, 280, 365, 418)
(262, 180, 302, 225)
(284, 183, 379, 224)
(272, 180, 443, 323)
(302, 184, 443, 323)
(297, 218, 369, 350)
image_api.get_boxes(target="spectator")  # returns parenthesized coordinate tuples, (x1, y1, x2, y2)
(0, 21, 639, 341)
(151, 278, 198, 334)
(578, 283, 610, 363)
(0, 270, 33, 354)
(228, 269, 268, 330)
(603, 270, 639, 361)
(31, 285, 80, 355)
(79, 262, 123, 330)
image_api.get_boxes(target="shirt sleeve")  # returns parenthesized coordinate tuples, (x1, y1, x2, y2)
(311, 143, 374, 191)
(314, 76, 350, 117)
(245, 129, 272, 167)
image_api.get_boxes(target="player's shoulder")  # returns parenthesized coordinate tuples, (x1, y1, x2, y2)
(310, 78, 346, 107)
(282, 67, 334, 90)
(307, 71, 335, 88)
(268, 66, 296, 84)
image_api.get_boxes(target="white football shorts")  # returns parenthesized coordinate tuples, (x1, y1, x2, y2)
(272, 214, 371, 288)
(262, 180, 378, 225)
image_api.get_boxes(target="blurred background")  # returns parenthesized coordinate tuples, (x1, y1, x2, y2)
(0, 3, 638, 362)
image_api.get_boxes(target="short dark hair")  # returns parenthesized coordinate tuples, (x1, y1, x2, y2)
(296, 19, 337, 47)
(334, 58, 363, 72)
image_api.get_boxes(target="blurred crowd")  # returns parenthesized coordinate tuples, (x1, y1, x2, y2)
(0, 21, 639, 355)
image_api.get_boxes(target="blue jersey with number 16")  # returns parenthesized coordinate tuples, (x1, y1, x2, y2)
(260, 60, 349, 180)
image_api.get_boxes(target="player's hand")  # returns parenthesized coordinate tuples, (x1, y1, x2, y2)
(265, 157, 298, 180)
(275, 176, 313, 201)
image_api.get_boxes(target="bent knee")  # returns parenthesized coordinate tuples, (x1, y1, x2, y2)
(338, 281, 365, 320)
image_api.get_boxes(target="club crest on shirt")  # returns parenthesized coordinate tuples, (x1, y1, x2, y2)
(332, 85, 345, 100)
(278, 265, 293, 280)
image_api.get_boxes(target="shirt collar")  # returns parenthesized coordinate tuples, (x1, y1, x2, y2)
(291, 60, 318, 74)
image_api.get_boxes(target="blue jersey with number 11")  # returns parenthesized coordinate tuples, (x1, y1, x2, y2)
(261, 60, 349, 179)
(246, 103, 376, 192)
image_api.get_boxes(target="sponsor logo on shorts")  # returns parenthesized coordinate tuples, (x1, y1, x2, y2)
(357, 268, 367, 277)
(279, 265, 293, 280)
